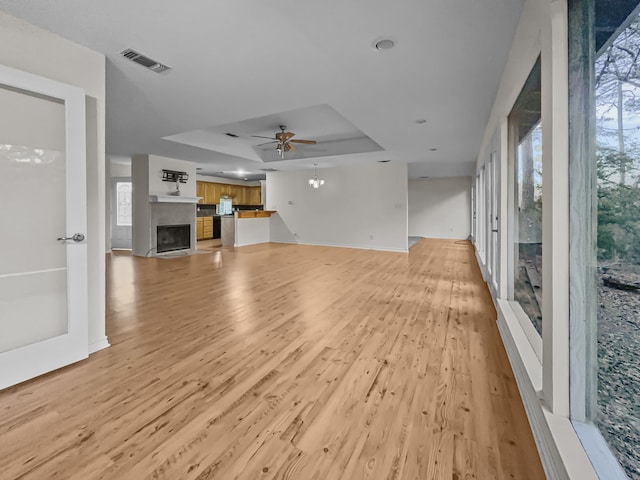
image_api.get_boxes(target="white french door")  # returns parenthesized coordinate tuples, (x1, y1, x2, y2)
(0, 64, 88, 390)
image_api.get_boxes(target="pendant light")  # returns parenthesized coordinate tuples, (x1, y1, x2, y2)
(308, 163, 325, 189)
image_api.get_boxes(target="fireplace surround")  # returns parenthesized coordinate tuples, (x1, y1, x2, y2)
(148, 202, 196, 256)
(156, 224, 190, 253)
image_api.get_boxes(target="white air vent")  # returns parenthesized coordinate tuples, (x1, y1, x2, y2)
(120, 49, 171, 74)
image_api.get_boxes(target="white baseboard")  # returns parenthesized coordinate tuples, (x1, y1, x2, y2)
(89, 337, 110, 354)
(271, 240, 407, 253)
(234, 240, 269, 247)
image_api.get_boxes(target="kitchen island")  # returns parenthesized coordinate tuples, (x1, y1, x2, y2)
(221, 211, 276, 247)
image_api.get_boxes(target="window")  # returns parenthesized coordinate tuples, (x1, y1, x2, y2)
(509, 58, 543, 336)
(570, 0, 640, 476)
(491, 152, 499, 292)
(594, 9, 640, 476)
(478, 168, 486, 262)
(471, 181, 476, 241)
(116, 181, 132, 226)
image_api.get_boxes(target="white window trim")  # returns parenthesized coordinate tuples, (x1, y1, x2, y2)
(497, 299, 598, 480)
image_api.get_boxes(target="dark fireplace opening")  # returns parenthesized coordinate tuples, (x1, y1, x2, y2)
(157, 224, 191, 253)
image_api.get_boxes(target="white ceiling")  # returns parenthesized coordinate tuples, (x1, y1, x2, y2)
(0, 0, 525, 179)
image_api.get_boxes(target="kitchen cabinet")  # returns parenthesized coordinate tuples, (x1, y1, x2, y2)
(196, 217, 214, 240)
(196, 218, 204, 240)
(238, 186, 248, 205)
(196, 182, 206, 203)
(249, 187, 261, 205)
(213, 184, 224, 199)
(207, 183, 216, 204)
(203, 217, 213, 238)
(195, 181, 262, 205)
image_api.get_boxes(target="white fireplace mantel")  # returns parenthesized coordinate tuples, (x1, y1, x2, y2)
(149, 195, 202, 204)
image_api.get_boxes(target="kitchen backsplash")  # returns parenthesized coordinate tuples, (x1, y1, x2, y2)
(197, 204, 263, 217)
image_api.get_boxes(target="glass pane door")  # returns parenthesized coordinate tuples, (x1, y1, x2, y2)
(0, 64, 88, 390)
(0, 84, 68, 353)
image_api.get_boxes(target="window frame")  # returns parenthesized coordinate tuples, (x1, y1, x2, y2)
(568, 0, 637, 477)
(507, 59, 545, 354)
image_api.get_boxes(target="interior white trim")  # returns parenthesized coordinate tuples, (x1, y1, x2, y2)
(572, 421, 628, 480)
(510, 300, 543, 361)
(497, 299, 598, 480)
(88, 337, 110, 354)
(271, 240, 408, 254)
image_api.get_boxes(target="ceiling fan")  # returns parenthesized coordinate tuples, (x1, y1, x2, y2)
(253, 125, 317, 158)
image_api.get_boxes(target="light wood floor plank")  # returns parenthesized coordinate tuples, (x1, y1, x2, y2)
(0, 239, 545, 479)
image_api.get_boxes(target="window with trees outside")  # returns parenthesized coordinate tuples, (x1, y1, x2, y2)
(570, 1, 640, 477)
(509, 58, 543, 337)
(594, 7, 640, 476)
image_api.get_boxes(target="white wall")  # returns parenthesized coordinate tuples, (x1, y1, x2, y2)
(0, 11, 107, 353)
(235, 217, 270, 247)
(149, 155, 196, 197)
(110, 161, 131, 178)
(267, 163, 408, 252)
(131, 155, 150, 256)
(408, 177, 471, 240)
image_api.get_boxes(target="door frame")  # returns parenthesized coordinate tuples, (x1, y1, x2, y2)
(0, 63, 88, 390)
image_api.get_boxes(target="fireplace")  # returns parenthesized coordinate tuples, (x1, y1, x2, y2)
(157, 224, 191, 253)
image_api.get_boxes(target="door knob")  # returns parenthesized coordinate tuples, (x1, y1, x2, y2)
(57, 233, 85, 242)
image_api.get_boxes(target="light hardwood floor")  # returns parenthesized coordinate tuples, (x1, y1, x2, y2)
(0, 239, 545, 479)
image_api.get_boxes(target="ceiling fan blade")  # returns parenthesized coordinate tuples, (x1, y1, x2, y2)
(284, 143, 296, 152)
(290, 139, 317, 145)
(256, 140, 278, 146)
(251, 135, 277, 140)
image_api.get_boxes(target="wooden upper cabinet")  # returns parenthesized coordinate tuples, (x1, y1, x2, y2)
(206, 183, 216, 204)
(195, 181, 262, 205)
(196, 181, 206, 203)
(250, 187, 262, 205)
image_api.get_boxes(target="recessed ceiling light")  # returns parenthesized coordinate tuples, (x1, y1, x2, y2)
(429, 148, 437, 151)
(244, 177, 248, 181)
(374, 38, 395, 51)
(416, 119, 427, 124)
(378, 160, 391, 163)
